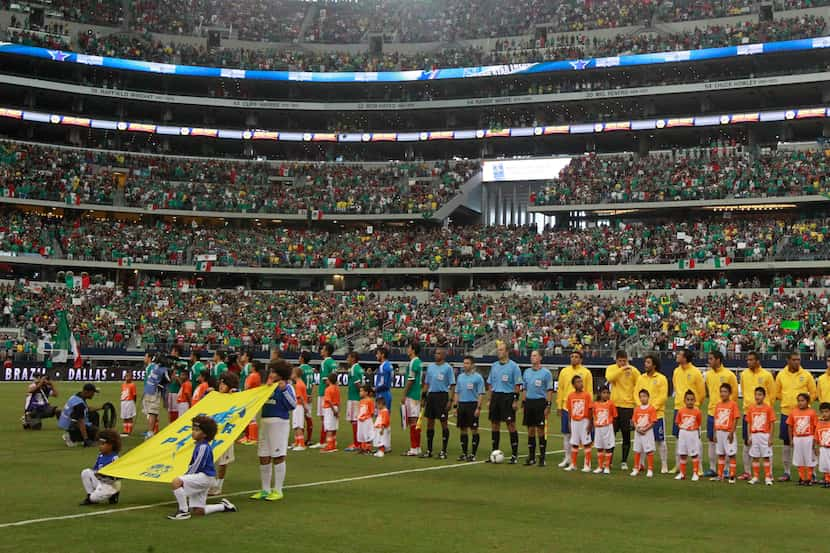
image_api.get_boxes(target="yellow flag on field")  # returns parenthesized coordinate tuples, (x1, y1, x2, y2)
(100, 384, 275, 483)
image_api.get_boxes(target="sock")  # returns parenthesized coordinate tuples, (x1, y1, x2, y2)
(273, 463, 286, 493)
(204, 504, 225, 515)
(679, 458, 687, 476)
(153, 421, 159, 433)
(509, 431, 519, 457)
(427, 429, 435, 453)
(752, 461, 760, 479)
(743, 446, 752, 475)
(729, 458, 737, 478)
(798, 466, 806, 481)
(764, 459, 772, 479)
(658, 441, 668, 471)
(351, 422, 358, 445)
(472, 434, 480, 456)
(169, 411, 178, 423)
(327, 432, 337, 449)
(492, 430, 501, 452)
(675, 452, 680, 471)
(606, 450, 613, 467)
(173, 487, 188, 512)
(570, 446, 578, 467)
(528, 437, 536, 460)
(634, 453, 641, 471)
(584, 447, 592, 468)
(297, 435, 306, 447)
(305, 417, 312, 443)
(646, 452, 654, 471)
(539, 437, 546, 460)
(320, 426, 326, 445)
(408, 426, 416, 449)
(563, 435, 570, 461)
(783, 445, 792, 475)
(214, 478, 224, 492)
(442, 429, 450, 453)
(461, 434, 469, 455)
(692, 457, 700, 475)
(825, 472, 830, 483)
(248, 421, 258, 441)
(709, 442, 717, 471)
(259, 464, 271, 491)
(717, 456, 726, 478)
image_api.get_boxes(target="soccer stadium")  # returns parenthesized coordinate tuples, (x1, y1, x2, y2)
(3, 0, 830, 550)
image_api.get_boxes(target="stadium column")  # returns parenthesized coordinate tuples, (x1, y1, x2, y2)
(481, 183, 489, 226)
(512, 185, 518, 226)
(496, 187, 503, 226)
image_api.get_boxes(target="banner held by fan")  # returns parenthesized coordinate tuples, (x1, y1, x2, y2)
(100, 384, 275, 483)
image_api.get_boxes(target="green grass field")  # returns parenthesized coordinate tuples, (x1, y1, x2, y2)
(1, 383, 827, 553)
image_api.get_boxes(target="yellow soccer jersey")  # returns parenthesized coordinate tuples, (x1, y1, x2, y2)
(672, 363, 705, 410)
(704, 366, 738, 416)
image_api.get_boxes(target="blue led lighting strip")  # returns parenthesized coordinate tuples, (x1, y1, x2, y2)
(0, 36, 829, 83)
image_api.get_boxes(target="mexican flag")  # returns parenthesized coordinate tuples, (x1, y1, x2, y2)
(196, 260, 213, 272)
(713, 256, 731, 268)
(310, 209, 323, 221)
(70, 333, 83, 368)
(117, 256, 132, 267)
(65, 275, 90, 289)
(678, 259, 696, 269)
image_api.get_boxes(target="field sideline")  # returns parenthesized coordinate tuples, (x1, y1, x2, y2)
(1, 382, 827, 553)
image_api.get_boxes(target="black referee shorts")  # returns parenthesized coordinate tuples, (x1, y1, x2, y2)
(457, 402, 479, 429)
(523, 398, 547, 427)
(488, 392, 515, 423)
(425, 392, 449, 420)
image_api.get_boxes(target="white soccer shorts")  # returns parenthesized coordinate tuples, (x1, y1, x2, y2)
(179, 473, 214, 509)
(258, 417, 290, 459)
(715, 430, 738, 457)
(346, 400, 360, 422)
(404, 397, 421, 419)
(569, 419, 592, 446)
(792, 436, 816, 467)
(677, 429, 701, 457)
(292, 404, 305, 430)
(748, 433, 772, 458)
(323, 407, 339, 432)
(633, 428, 655, 453)
(593, 425, 614, 450)
(120, 400, 136, 420)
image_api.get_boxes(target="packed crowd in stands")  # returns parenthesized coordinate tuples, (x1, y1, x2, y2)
(3, 282, 830, 359)
(532, 147, 830, 206)
(1, 209, 827, 268)
(0, 142, 475, 215)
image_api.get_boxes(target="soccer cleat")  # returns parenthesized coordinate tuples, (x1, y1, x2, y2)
(728, 478, 736, 484)
(63, 433, 77, 448)
(120, 433, 130, 438)
(709, 477, 723, 482)
(778, 473, 791, 482)
(703, 469, 717, 478)
(508, 455, 518, 465)
(373, 450, 385, 458)
(309, 443, 324, 449)
(630, 469, 639, 477)
(823, 481, 830, 489)
(564, 465, 577, 472)
(660, 467, 669, 475)
(620, 462, 629, 471)
(737, 472, 751, 481)
(287, 445, 294, 451)
(321, 447, 338, 453)
(457, 454, 468, 462)
(108, 492, 120, 504)
(524, 457, 536, 466)
(538, 457, 546, 468)
(765, 478, 774, 486)
(467, 455, 477, 462)
(438, 451, 447, 460)
(667, 466, 678, 474)
(646, 470, 654, 478)
(593, 467, 603, 474)
(344, 446, 358, 452)
(674, 473, 685, 481)
(603, 467, 610, 474)
(265, 490, 284, 501)
(167, 510, 191, 520)
(419, 451, 433, 459)
(805, 479, 814, 487)
(237, 437, 251, 445)
(691, 473, 700, 482)
(748, 477, 759, 485)
(581, 466, 592, 473)
(293, 446, 306, 452)
(79, 496, 93, 506)
(250, 490, 269, 500)
(221, 499, 237, 512)
(557, 459, 569, 468)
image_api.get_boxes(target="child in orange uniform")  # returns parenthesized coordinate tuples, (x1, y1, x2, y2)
(239, 364, 262, 445)
(592, 386, 617, 474)
(788, 393, 818, 486)
(564, 375, 593, 473)
(712, 383, 741, 483)
(176, 370, 193, 416)
(816, 402, 830, 488)
(746, 387, 776, 486)
(322, 372, 340, 453)
(356, 385, 375, 453)
(120, 372, 137, 437)
(631, 389, 657, 478)
(674, 390, 702, 481)
(373, 395, 391, 457)
(291, 367, 309, 451)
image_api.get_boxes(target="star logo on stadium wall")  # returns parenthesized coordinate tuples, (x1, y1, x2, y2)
(47, 50, 70, 62)
(569, 59, 590, 70)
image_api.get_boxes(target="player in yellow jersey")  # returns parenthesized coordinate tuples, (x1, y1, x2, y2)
(703, 351, 738, 478)
(775, 352, 817, 481)
(634, 354, 669, 473)
(604, 350, 640, 470)
(556, 351, 593, 468)
(737, 352, 775, 480)
(817, 355, 830, 404)
(670, 348, 705, 473)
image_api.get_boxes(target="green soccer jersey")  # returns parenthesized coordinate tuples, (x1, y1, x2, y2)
(300, 363, 315, 393)
(240, 362, 253, 389)
(406, 357, 422, 400)
(348, 363, 364, 401)
(212, 361, 227, 379)
(190, 361, 205, 384)
(318, 357, 337, 396)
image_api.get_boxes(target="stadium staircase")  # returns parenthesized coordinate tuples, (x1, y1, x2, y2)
(297, 3, 318, 44)
(432, 170, 482, 222)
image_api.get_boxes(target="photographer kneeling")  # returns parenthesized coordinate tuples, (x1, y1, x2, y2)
(58, 383, 101, 447)
(23, 375, 59, 429)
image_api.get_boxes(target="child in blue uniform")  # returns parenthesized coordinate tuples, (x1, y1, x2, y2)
(80, 429, 122, 505)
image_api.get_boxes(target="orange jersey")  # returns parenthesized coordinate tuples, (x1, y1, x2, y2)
(323, 383, 341, 409)
(192, 382, 209, 404)
(787, 407, 818, 438)
(633, 404, 657, 430)
(816, 420, 830, 447)
(714, 400, 740, 432)
(358, 398, 375, 421)
(120, 382, 136, 402)
(294, 379, 309, 406)
(375, 408, 390, 429)
(746, 403, 776, 434)
(675, 407, 702, 431)
(177, 380, 193, 404)
(566, 391, 592, 421)
(592, 400, 617, 428)
(245, 371, 262, 390)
